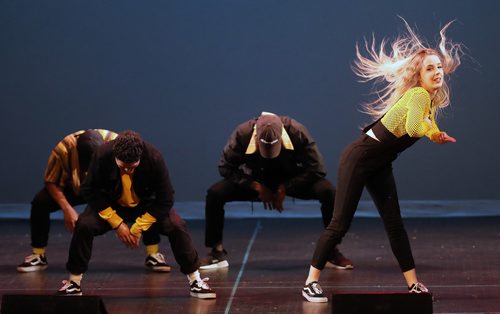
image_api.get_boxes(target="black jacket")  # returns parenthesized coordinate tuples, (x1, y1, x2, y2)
(81, 141, 174, 220)
(218, 116, 327, 191)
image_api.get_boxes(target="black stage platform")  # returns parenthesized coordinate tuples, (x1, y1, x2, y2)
(1, 217, 499, 313)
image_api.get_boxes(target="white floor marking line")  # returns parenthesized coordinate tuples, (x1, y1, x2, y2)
(225, 219, 262, 314)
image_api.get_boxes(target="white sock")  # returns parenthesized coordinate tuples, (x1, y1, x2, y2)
(305, 275, 318, 285)
(187, 270, 201, 284)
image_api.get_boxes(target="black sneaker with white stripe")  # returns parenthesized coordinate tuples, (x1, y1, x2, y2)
(145, 252, 172, 272)
(17, 254, 48, 272)
(199, 249, 229, 270)
(190, 278, 216, 299)
(56, 280, 82, 296)
(302, 281, 328, 302)
(325, 248, 354, 270)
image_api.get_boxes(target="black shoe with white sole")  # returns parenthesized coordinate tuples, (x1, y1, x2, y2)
(17, 254, 48, 272)
(325, 249, 354, 270)
(408, 282, 429, 293)
(199, 249, 229, 270)
(190, 278, 216, 299)
(145, 252, 172, 272)
(302, 281, 328, 303)
(56, 280, 82, 296)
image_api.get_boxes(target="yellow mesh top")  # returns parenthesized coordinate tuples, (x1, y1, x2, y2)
(381, 87, 440, 139)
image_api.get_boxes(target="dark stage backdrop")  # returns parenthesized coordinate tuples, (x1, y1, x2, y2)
(1, 0, 499, 202)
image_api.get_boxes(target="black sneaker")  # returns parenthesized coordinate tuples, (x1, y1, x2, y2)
(190, 278, 216, 299)
(17, 254, 48, 272)
(199, 249, 229, 270)
(56, 280, 82, 296)
(325, 249, 354, 270)
(145, 252, 172, 272)
(408, 282, 429, 293)
(302, 281, 328, 303)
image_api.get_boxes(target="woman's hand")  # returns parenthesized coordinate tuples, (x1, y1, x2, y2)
(432, 132, 456, 144)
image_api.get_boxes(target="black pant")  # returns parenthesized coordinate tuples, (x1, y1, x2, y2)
(30, 187, 85, 248)
(311, 134, 415, 272)
(205, 178, 336, 247)
(66, 206, 199, 275)
(29, 187, 159, 249)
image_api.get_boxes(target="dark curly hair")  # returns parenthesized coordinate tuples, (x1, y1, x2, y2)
(112, 130, 144, 163)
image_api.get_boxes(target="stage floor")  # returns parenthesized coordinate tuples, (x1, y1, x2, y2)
(1, 217, 499, 313)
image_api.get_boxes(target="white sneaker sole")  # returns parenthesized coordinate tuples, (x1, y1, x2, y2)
(325, 261, 354, 270)
(199, 260, 229, 270)
(302, 290, 328, 303)
(16, 265, 48, 273)
(146, 265, 172, 272)
(190, 291, 216, 299)
(59, 292, 83, 296)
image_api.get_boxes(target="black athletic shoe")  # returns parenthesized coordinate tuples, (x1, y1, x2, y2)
(302, 281, 328, 303)
(325, 249, 354, 270)
(145, 252, 172, 272)
(408, 282, 429, 293)
(17, 254, 48, 272)
(190, 278, 216, 299)
(199, 249, 229, 270)
(56, 280, 82, 296)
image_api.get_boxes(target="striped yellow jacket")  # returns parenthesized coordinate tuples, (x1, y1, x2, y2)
(44, 129, 117, 195)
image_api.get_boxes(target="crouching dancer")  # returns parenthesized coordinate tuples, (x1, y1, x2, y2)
(57, 130, 215, 299)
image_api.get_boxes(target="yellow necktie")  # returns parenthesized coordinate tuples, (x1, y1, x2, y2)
(119, 173, 139, 207)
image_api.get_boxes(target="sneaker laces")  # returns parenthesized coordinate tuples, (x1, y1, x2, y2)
(311, 282, 323, 294)
(151, 252, 166, 263)
(24, 254, 41, 262)
(59, 280, 73, 291)
(409, 282, 428, 293)
(195, 278, 211, 290)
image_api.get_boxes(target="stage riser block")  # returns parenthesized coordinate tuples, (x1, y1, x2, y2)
(1, 294, 107, 314)
(331, 292, 432, 314)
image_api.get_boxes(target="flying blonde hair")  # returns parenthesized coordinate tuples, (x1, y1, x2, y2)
(352, 17, 463, 119)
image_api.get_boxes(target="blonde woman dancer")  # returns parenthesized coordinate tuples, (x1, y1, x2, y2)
(302, 18, 463, 302)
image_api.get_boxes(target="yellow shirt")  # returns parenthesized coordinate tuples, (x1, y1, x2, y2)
(381, 87, 440, 140)
(118, 173, 139, 208)
(98, 172, 157, 236)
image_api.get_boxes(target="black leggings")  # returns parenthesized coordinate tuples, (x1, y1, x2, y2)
(311, 133, 415, 272)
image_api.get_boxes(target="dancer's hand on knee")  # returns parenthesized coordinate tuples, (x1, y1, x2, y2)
(115, 223, 139, 248)
(251, 181, 274, 210)
(272, 185, 286, 213)
(63, 207, 79, 233)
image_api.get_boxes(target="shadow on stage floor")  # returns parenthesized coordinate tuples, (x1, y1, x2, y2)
(0, 216, 499, 313)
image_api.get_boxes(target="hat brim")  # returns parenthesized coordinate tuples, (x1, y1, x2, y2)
(258, 142, 281, 159)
